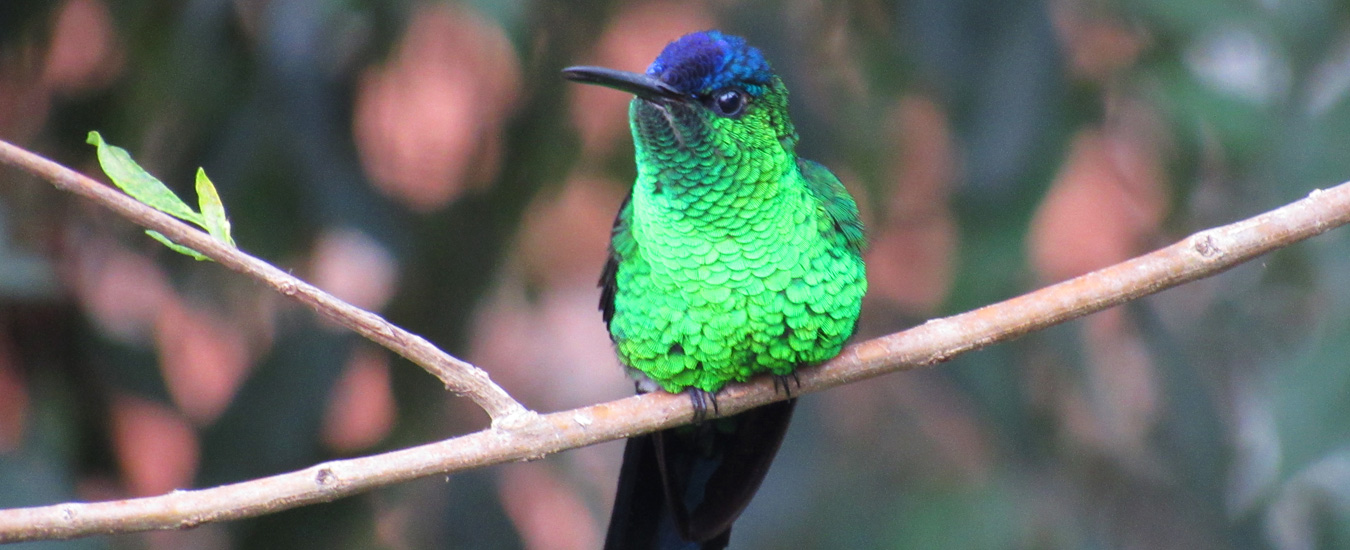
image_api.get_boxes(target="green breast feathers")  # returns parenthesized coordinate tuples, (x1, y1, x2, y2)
(600, 157, 866, 393)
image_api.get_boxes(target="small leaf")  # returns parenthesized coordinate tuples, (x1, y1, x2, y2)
(195, 168, 234, 246)
(86, 131, 204, 226)
(146, 231, 209, 261)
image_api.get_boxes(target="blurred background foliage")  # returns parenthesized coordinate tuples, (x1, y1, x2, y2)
(2, 0, 1350, 548)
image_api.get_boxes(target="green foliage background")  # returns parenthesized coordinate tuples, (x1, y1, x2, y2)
(3, 0, 1350, 548)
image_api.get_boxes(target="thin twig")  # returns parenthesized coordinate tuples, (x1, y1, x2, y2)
(0, 139, 530, 424)
(0, 133, 1346, 541)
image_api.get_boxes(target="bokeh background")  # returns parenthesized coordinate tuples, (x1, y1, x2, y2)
(3, 0, 1350, 548)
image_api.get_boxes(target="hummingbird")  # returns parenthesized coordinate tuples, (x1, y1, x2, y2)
(563, 30, 866, 549)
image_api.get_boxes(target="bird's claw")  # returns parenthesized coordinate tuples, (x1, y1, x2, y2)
(772, 372, 802, 398)
(688, 388, 720, 423)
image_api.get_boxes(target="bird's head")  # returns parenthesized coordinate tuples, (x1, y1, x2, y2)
(564, 31, 799, 195)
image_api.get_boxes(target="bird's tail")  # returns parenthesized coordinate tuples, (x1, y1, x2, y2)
(603, 399, 797, 550)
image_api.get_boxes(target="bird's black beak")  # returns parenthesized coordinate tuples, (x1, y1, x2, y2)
(562, 66, 685, 102)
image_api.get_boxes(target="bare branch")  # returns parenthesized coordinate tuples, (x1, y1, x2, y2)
(0, 139, 530, 424)
(1, 137, 1349, 542)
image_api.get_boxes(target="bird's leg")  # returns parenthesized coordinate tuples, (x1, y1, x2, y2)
(687, 388, 720, 423)
(771, 371, 803, 398)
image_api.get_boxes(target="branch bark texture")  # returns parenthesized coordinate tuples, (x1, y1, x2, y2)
(1, 137, 1349, 542)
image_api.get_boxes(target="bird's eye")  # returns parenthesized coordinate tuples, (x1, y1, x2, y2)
(710, 89, 746, 117)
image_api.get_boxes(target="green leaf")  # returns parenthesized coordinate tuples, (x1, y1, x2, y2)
(146, 231, 209, 261)
(195, 168, 234, 246)
(86, 131, 204, 226)
(86, 131, 239, 261)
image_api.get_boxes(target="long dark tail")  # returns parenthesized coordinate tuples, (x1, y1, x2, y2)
(603, 399, 797, 550)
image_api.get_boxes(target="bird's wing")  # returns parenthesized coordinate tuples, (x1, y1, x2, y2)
(600, 192, 635, 331)
(798, 158, 866, 255)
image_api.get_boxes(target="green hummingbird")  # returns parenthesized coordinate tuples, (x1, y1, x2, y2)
(564, 30, 866, 549)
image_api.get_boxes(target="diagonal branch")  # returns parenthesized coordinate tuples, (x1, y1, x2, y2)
(1, 136, 1348, 542)
(0, 139, 530, 424)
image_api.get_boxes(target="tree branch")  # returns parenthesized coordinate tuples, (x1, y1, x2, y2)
(0, 139, 530, 424)
(1, 137, 1348, 542)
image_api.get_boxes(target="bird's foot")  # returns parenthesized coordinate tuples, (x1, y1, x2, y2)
(772, 372, 802, 398)
(687, 388, 720, 424)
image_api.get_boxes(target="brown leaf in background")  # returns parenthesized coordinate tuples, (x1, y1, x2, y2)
(1052, 5, 1146, 83)
(0, 336, 26, 453)
(67, 235, 171, 342)
(499, 462, 600, 550)
(517, 177, 625, 289)
(308, 228, 398, 313)
(321, 345, 395, 453)
(353, 4, 521, 211)
(1030, 123, 1166, 282)
(42, 0, 122, 94)
(154, 295, 252, 425)
(110, 393, 198, 497)
(866, 96, 957, 313)
(469, 274, 627, 412)
(0, 54, 48, 141)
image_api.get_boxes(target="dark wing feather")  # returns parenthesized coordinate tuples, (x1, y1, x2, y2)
(659, 399, 797, 544)
(599, 193, 635, 332)
(604, 434, 673, 549)
(606, 400, 797, 550)
(798, 158, 865, 256)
